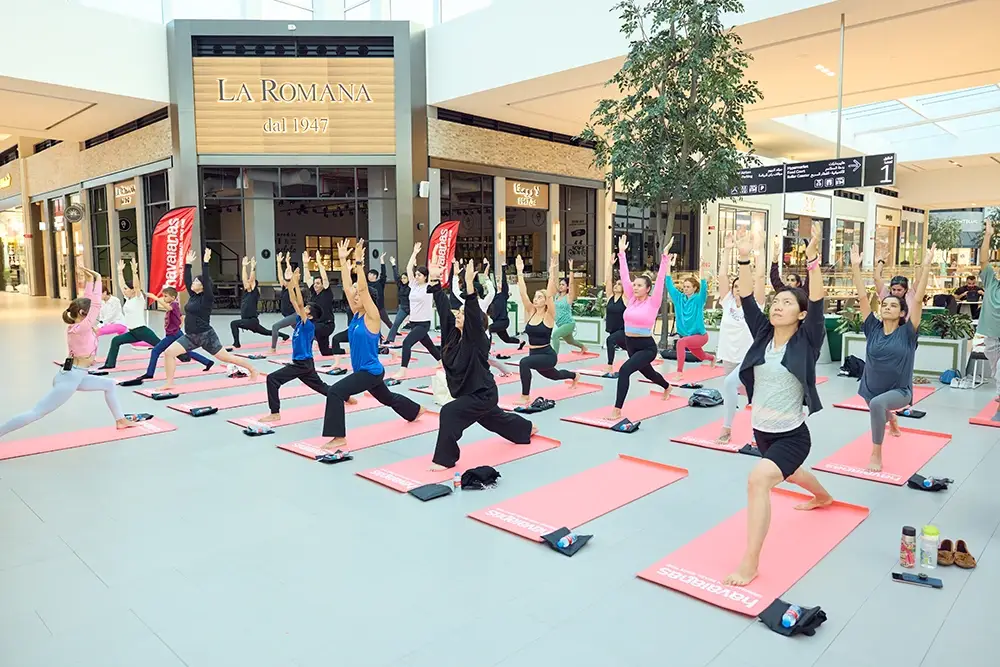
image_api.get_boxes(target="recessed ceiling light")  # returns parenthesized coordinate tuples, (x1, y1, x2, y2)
(815, 64, 826, 71)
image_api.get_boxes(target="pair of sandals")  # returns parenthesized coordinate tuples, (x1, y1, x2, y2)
(938, 539, 977, 569)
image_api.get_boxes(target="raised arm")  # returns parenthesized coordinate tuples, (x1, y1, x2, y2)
(336, 240, 358, 313)
(275, 252, 287, 288)
(301, 250, 313, 285)
(514, 254, 532, 312)
(873, 242, 888, 297)
(200, 248, 214, 299)
(567, 260, 578, 304)
(604, 253, 614, 303)
(289, 269, 309, 321)
(849, 245, 872, 321)
(462, 260, 487, 338)
(910, 243, 936, 331)
(130, 258, 144, 295)
(478, 266, 496, 313)
(753, 235, 766, 304)
(617, 235, 633, 301)
(806, 222, 825, 302)
(429, 266, 454, 336)
(980, 219, 993, 271)
(116, 260, 134, 299)
(241, 257, 251, 292)
(183, 248, 196, 292)
(316, 250, 330, 290)
(545, 252, 558, 298)
(352, 240, 380, 328)
(650, 240, 673, 307)
(390, 256, 400, 283)
(249, 257, 258, 291)
(378, 255, 387, 286)
(769, 236, 784, 293)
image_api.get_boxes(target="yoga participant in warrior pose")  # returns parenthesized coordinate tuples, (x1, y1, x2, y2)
(320, 239, 425, 451)
(666, 259, 713, 372)
(231, 256, 276, 348)
(874, 241, 917, 320)
(488, 253, 523, 347)
(368, 253, 393, 334)
(259, 270, 330, 422)
(159, 248, 259, 391)
(976, 219, 1000, 416)
(137, 288, 214, 380)
(392, 242, 442, 380)
(716, 230, 767, 445)
(0, 263, 137, 438)
(97, 287, 126, 337)
(724, 222, 833, 587)
(850, 242, 934, 471)
(385, 255, 410, 344)
(550, 259, 588, 354)
(99, 258, 161, 369)
(605, 235, 673, 421)
(769, 236, 809, 293)
(603, 251, 627, 374)
(514, 252, 579, 404)
(451, 258, 510, 377)
(268, 252, 295, 353)
(428, 259, 537, 471)
(302, 250, 336, 356)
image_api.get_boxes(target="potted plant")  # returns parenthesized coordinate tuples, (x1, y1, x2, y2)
(827, 306, 862, 362)
(928, 312, 975, 340)
(571, 285, 607, 345)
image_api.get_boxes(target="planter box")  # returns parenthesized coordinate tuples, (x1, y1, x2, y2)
(573, 316, 606, 346)
(842, 332, 969, 376)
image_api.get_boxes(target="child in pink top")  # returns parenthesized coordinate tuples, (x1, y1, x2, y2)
(606, 236, 673, 422)
(0, 266, 135, 440)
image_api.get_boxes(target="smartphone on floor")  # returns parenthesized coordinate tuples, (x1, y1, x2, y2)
(892, 572, 943, 589)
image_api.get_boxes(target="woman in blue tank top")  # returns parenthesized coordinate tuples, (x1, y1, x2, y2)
(320, 239, 426, 451)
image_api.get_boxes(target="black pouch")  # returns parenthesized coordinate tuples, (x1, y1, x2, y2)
(317, 450, 354, 465)
(758, 599, 827, 637)
(242, 354, 266, 360)
(189, 406, 218, 417)
(495, 354, 512, 360)
(385, 378, 402, 387)
(125, 413, 154, 422)
(896, 409, 926, 419)
(88, 370, 109, 376)
(679, 383, 704, 390)
(602, 372, 620, 379)
(150, 392, 179, 401)
(739, 444, 762, 457)
(409, 483, 452, 501)
(461, 466, 501, 490)
(514, 398, 555, 414)
(243, 425, 274, 437)
(541, 527, 592, 557)
(118, 378, 145, 387)
(907, 474, 951, 492)
(325, 368, 348, 376)
(611, 418, 640, 433)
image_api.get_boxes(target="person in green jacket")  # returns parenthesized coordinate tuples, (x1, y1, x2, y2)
(551, 259, 588, 355)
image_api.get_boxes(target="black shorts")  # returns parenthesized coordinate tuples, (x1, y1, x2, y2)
(753, 422, 811, 479)
(178, 329, 223, 356)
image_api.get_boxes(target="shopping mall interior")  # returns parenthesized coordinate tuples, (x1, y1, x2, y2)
(1, 1, 999, 665)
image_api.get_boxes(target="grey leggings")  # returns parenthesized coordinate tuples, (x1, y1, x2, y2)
(0, 367, 124, 438)
(868, 389, 911, 445)
(721, 362, 743, 429)
(271, 314, 297, 349)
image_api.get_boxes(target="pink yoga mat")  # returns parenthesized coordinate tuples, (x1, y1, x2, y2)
(96, 339, 289, 364)
(834, 385, 936, 412)
(410, 372, 519, 395)
(53, 358, 206, 374)
(970, 400, 1000, 428)
(277, 411, 441, 459)
(497, 381, 602, 411)
(357, 435, 560, 492)
(136, 372, 264, 397)
(670, 408, 755, 453)
(637, 489, 869, 615)
(560, 392, 687, 429)
(812, 427, 952, 486)
(641, 364, 726, 385)
(577, 358, 663, 377)
(268, 355, 403, 367)
(228, 392, 382, 429)
(0, 419, 177, 461)
(469, 455, 687, 540)
(168, 383, 326, 414)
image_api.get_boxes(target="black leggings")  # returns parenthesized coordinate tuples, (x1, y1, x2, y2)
(400, 321, 441, 367)
(490, 320, 520, 345)
(518, 346, 576, 395)
(314, 321, 336, 357)
(322, 369, 421, 438)
(266, 358, 329, 413)
(432, 385, 533, 468)
(606, 329, 627, 365)
(230, 317, 271, 347)
(331, 329, 349, 355)
(615, 336, 671, 408)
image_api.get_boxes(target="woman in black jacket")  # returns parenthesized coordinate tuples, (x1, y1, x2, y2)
(385, 255, 410, 344)
(488, 254, 522, 347)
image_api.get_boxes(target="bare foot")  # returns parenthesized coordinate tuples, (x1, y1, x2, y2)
(249, 368, 260, 382)
(579, 345, 588, 354)
(888, 416, 901, 438)
(662, 386, 673, 400)
(570, 375, 580, 389)
(321, 437, 347, 451)
(115, 418, 139, 430)
(795, 494, 834, 511)
(606, 407, 622, 422)
(530, 424, 539, 437)
(392, 370, 406, 381)
(715, 427, 731, 445)
(159, 384, 175, 391)
(258, 413, 281, 423)
(346, 396, 358, 406)
(723, 561, 758, 587)
(868, 447, 883, 472)
(416, 406, 427, 419)
(269, 348, 277, 355)
(516, 395, 532, 406)
(605, 365, 614, 374)
(428, 463, 449, 472)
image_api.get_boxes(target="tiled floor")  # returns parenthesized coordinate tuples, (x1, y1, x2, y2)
(1, 292, 998, 666)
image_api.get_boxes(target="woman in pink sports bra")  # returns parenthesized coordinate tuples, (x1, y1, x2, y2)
(606, 235, 674, 422)
(0, 264, 135, 439)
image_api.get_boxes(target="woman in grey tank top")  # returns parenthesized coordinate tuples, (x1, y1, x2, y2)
(848, 243, 935, 473)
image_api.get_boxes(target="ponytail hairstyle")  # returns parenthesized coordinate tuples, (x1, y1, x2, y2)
(63, 297, 92, 325)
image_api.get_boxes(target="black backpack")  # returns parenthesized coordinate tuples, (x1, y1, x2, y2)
(839, 355, 865, 379)
(461, 466, 501, 490)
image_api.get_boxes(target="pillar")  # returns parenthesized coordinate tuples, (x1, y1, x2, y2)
(493, 175, 506, 268)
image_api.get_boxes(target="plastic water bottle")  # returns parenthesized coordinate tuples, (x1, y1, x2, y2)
(900, 409, 912, 417)
(557, 533, 577, 549)
(453, 472, 462, 491)
(920, 525, 940, 568)
(922, 477, 935, 488)
(781, 604, 802, 628)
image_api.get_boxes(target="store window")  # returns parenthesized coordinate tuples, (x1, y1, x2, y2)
(0, 206, 27, 293)
(896, 217, 924, 266)
(612, 198, 700, 273)
(834, 219, 865, 268)
(88, 187, 112, 289)
(718, 206, 767, 277)
(440, 170, 494, 264)
(559, 185, 596, 284)
(143, 170, 170, 265)
(783, 216, 831, 268)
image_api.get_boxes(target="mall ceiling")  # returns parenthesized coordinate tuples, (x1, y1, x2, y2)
(435, 0, 1000, 162)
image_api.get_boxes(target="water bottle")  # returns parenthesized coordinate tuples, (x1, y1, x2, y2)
(557, 533, 577, 549)
(781, 604, 802, 628)
(900, 526, 917, 569)
(453, 472, 462, 491)
(900, 409, 912, 417)
(922, 477, 935, 488)
(920, 525, 940, 569)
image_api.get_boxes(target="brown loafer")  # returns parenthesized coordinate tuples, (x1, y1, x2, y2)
(955, 540, 977, 569)
(938, 539, 955, 566)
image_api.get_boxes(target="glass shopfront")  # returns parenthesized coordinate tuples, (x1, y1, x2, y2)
(834, 218, 865, 268)
(0, 206, 27, 293)
(718, 206, 767, 277)
(440, 170, 494, 263)
(48, 194, 84, 300)
(89, 187, 112, 287)
(612, 199, 700, 273)
(783, 192, 831, 268)
(559, 185, 596, 283)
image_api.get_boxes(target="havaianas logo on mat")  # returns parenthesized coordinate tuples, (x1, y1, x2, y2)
(485, 508, 556, 535)
(656, 563, 762, 611)
(821, 463, 902, 483)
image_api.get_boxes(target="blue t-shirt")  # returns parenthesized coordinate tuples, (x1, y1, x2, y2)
(348, 313, 384, 375)
(859, 313, 917, 402)
(291, 317, 315, 361)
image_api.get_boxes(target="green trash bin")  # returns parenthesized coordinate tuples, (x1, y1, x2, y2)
(825, 314, 844, 362)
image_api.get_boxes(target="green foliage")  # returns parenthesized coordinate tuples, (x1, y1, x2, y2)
(835, 307, 864, 334)
(928, 312, 975, 340)
(927, 216, 962, 251)
(971, 207, 1000, 251)
(704, 308, 723, 327)
(572, 291, 607, 317)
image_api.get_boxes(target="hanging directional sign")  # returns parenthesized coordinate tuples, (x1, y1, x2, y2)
(863, 153, 896, 187)
(784, 157, 864, 193)
(732, 165, 785, 197)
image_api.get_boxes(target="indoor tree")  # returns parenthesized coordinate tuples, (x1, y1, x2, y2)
(928, 216, 962, 255)
(580, 0, 762, 347)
